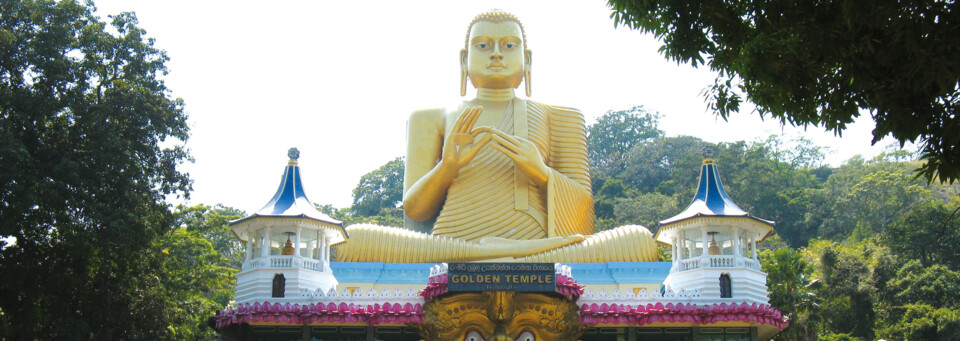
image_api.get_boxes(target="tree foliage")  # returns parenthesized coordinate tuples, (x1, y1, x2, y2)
(150, 227, 236, 340)
(760, 248, 821, 340)
(608, 0, 960, 183)
(317, 157, 406, 229)
(587, 105, 663, 180)
(174, 204, 246, 269)
(884, 201, 960, 269)
(351, 157, 404, 220)
(586, 108, 838, 246)
(0, 0, 193, 338)
(584, 105, 960, 338)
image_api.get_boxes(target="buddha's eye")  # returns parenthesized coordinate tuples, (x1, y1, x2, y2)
(476, 42, 489, 49)
(505, 43, 515, 49)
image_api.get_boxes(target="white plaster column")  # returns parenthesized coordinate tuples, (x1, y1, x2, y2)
(244, 228, 254, 261)
(751, 236, 758, 260)
(307, 239, 316, 259)
(294, 227, 302, 257)
(260, 226, 272, 258)
(323, 236, 331, 266)
(678, 231, 685, 260)
(314, 230, 322, 259)
(732, 228, 741, 257)
(701, 228, 709, 257)
(671, 236, 679, 268)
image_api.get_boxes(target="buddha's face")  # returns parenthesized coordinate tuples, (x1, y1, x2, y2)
(463, 21, 528, 89)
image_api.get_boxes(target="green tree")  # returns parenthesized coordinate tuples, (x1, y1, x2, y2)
(814, 160, 930, 240)
(587, 105, 663, 181)
(618, 135, 710, 195)
(608, 0, 960, 183)
(352, 157, 404, 218)
(804, 240, 884, 339)
(611, 192, 678, 234)
(710, 137, 824, 247)
(174, 204, 246, 269)
(875, 261, 960, 340)
(876, 304, 960, 341)
(761, 248, 822, 340)
(149, 227, 236, 340)
(0, 1, 191, 338)
(884, 201, 960, 269)
(317, 203, 351, 224)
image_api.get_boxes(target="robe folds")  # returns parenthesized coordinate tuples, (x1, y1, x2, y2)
(431, 99, 594, 240)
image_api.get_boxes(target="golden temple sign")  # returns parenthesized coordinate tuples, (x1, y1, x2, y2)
(448, 263, 554, 292)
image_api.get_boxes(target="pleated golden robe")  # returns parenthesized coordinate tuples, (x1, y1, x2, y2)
(431, 100, 594, 241)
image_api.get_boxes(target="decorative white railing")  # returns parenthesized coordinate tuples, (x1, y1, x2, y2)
(676, 255, 761, 271)
(242, 256, 325, 272)
(741, 257, 761, 270)
(679, 258, 701, 271)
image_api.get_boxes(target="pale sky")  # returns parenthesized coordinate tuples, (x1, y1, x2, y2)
(92, 0, 899, 212)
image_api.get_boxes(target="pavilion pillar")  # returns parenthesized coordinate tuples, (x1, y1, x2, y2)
(732, 228, 741, 257)
(294, 227, 302, 257)
(671, 236, 679, 269)
(244, 228, 254, 261)
(701, 228, 709, 257)
(323, 236, 331, 267)
(261, 226, 272, 258)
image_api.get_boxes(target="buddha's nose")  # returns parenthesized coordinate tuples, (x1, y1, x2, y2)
(491, 45, 503, 60)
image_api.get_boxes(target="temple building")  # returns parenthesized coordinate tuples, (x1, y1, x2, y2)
(213, 10, 787, 340)
(213, 150, 786, 341)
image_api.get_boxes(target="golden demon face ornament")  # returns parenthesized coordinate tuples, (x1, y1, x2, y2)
(415, 292, 586, 341)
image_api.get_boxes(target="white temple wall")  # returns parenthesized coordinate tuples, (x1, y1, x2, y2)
(662, 267, 769, 304)
(235, 267, 338, 303)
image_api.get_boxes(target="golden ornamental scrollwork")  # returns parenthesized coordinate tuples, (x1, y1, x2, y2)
(414, 292, 587, 341)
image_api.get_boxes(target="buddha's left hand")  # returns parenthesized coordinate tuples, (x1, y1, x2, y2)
(475, 127, 549, 186)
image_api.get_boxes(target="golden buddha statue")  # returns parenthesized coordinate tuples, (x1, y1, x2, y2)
(336, 10, 657, 263)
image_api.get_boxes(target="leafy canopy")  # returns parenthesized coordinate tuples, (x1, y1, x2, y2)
(587, 105, 663, 178)
(608, 0, 960, 183)
(0, 0, 193, 338)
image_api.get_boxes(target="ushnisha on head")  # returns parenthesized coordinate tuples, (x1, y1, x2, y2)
(461, 9, 532, 97)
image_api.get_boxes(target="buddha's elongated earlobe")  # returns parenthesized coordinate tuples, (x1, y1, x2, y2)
(460, 49, 468, 96)
(524, 49, 533, 97)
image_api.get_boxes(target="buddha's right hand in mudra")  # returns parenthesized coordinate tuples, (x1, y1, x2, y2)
(335, 9, 657, 263)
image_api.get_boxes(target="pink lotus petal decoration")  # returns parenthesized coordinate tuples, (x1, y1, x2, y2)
(576, 301, 789, 331)
(212, 298, 428, 329)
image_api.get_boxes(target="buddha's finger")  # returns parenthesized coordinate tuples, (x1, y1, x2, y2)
(463, 107, 483, 130)
(500, 132, 528, 147)
(470, 126, 499, 136)
(473, 127, 515, 143)
(492, 137, 529, 159)
(468, 127, 499, 141)
(453, 107, 476, 133)
(468, 129, 493, 145)
(490, 132, 521, 150)
(490, 143, 518, 160)
(490, 135, 520, 155)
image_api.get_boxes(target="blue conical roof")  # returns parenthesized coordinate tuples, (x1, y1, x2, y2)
(658, 159, 773, 227)
(230, 148, 344, 230)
